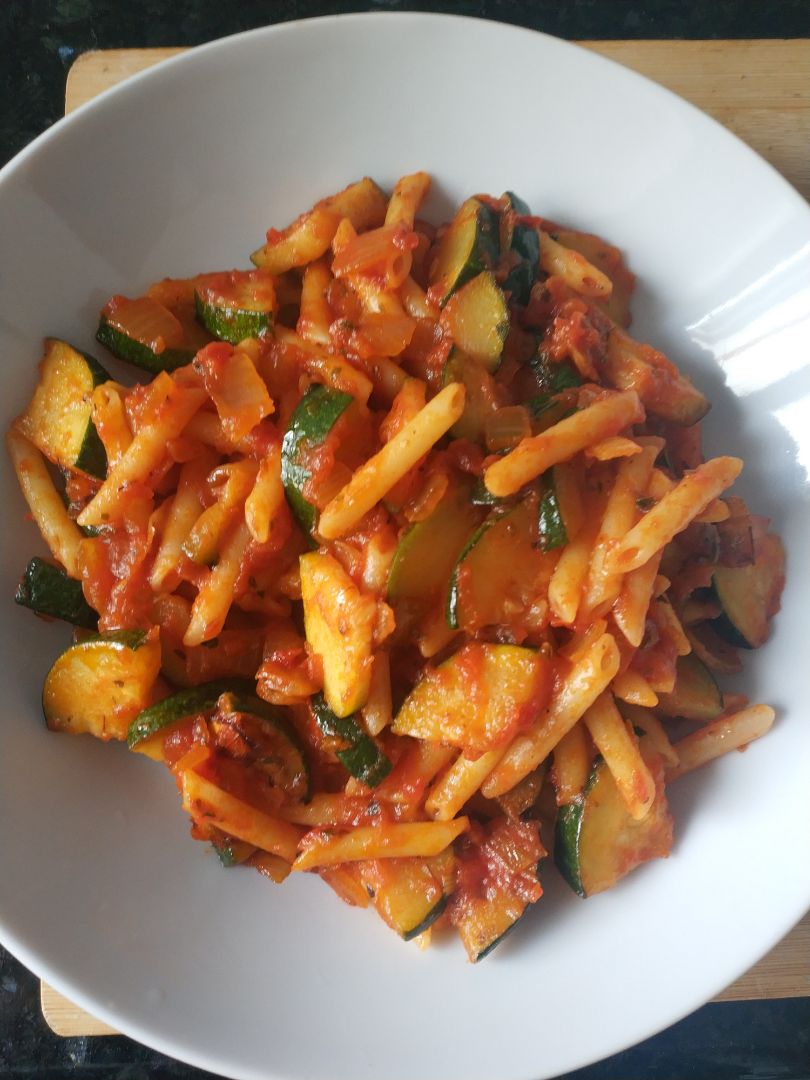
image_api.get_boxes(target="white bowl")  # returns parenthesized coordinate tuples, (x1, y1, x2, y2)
(1, 14, 808, 1080)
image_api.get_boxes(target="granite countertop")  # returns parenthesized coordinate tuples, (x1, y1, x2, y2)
(1, 2, 808, 1079)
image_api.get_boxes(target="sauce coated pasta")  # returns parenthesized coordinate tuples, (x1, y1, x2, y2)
(8, 174, 785, 960)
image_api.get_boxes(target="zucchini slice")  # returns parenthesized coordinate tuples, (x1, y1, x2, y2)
(280, 384, 354, 534)
(537, 480, 568, 551)
(211, 833, 257, 867)
(42, 629, 161, 741)
(712, 532, 785, 649)
(655, 653, 724, 721)
(441, 272, 509, 371)
(127, 678, 255, 748)
(96, 295, 198, 373)
(194, 269, 276, 344)
(300, 551, 377, 718)
(441, 348, 499, 442)
(446, 499, 544, 632)
(210, 692, 310, 802)
(392, 643, 550, 756)
(18, 338, 109, 478)
(310, 693, 392, 788)
(15, 557, 98, 629)
(387, 478, 485, 631)
(603, 329, 709, 426)
(452, 818, 544, 962)
(500, 192, 540, 306)
(361, 850, 454, 940)
(428, 197, 499, 305)
(555, 743, 673, 898)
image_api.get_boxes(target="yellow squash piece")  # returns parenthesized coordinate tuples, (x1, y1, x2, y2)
(300, 551, 377, 718)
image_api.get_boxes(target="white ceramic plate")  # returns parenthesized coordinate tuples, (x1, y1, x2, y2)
(1, 14, 808, 1080)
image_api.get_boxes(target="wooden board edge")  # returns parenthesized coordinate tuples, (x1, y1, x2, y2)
(40, 982, 119, 1036)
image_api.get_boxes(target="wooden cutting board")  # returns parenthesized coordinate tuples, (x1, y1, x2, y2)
(41, 39, 810, 1039)
(65, 41, 810, 198)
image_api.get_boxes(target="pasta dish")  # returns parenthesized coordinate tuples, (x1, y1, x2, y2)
(7, 173, 784, 960)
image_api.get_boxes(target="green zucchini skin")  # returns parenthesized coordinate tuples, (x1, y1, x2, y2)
(471, 910, 525, 962)
(194, 293, 272, 345)
(127, 678, 254, 748)
(537, 482, 568, 551)
(711, 533, 785, 649)
(500, 192, 540, 306)
(15, 557, 99, 629)
(73, 346, 111, 477)
(555, 746, 673, 899)
(429, 197, 499, 306)
(19, 339, 109, 478)
(75, 421, 108, 479)
(402, 894, 448, 942)
(310, 693, 392, 788)
(211, 835, 257, 867)
(445, 514, 494, 630)
(280, 384, 354, 534)
(655, 654, 724, 721)
(96, 317, 194, 373)
(215, 691, 311, 800)
(499, 192, 540, 306)
(86, 628, 148, 649)
(554, 795, 588, 898)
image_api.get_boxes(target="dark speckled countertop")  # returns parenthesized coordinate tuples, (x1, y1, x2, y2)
(1, 2, 809, 1079)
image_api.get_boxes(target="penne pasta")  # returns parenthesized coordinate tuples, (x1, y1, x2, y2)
(668, 705, 776, 780)
(583, 692, 656, 820)
(484, 390, 644, 497)
(482, 633, 621, 797)
(606, 456, 743, 574)
(183, 520, 252, 646)
(317, 383, 465, 539)
(7, 428, 84, 578)
(292, 818, 469, 871)
(539, 229, 614, 298)
(181, 769, 303, 862)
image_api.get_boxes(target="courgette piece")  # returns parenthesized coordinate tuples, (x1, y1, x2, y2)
(127, 678, 255, 748)
(211, 833, 257, 867)
(392, 643, 549, 755)
(555, 743, 673, 898)
(361, 850, 454, 940)
(655, 653, 724, 722)
(452, 818, 544, 962)
(280, 384, 354, 534)
(310, 693, 391, 787)
(441, 348, 499, 442)
(387, 479, 484, 630)
(18, 339, 109, 478)
(15, 557, 98, 629)
(300, 551, 377, 718)
(537, 481, 568, 552)
(211, 692, 310, 801)
(528, 353, 582, 391)
(96, 296, 197, 373)
(446, 500, 543, 632)
(712, 533, 785, 649)
(442, 272, 510, 372)
(194, 269, 276, 344)
(429, 197, 499, 305)
(42, 629, 161, 741)
(500, 192, 540, 306)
